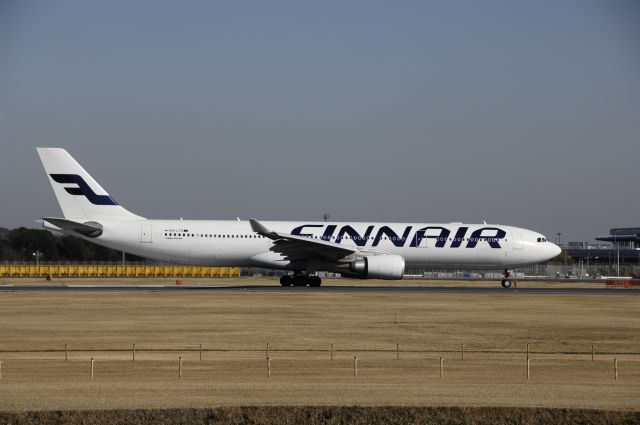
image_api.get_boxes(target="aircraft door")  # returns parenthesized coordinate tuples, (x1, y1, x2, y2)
(413, 231, 429, 248)
(415, 228, 444, 248)
(141, 223, 153, 243)
(512, 230, 523, 250)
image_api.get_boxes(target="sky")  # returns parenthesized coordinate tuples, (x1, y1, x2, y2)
(1, 1, 639, 243)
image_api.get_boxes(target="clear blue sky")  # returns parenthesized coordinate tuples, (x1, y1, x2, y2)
(1, 1, 639, 242)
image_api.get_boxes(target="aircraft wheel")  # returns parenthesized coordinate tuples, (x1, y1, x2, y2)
(292, 276, 307, 286)
(308, 276, 322, 287)
(501, 279, 512, 288)
(280, 275, 293, 287)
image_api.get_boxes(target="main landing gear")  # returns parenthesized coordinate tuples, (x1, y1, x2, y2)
(501, 269, 514, 288)
(279, 274, 322, 287)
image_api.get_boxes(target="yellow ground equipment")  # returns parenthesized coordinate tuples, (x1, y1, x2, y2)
(0, 264, 241, 278)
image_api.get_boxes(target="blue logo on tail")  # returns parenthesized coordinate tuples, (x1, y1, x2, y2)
(50, 174, 118, 206)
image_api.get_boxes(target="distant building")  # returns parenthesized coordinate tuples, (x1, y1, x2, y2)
(595, 227, 640, 249)
(566, 227, 640, 265)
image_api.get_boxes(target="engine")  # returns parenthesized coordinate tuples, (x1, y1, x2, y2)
(349, 255, 405, 280)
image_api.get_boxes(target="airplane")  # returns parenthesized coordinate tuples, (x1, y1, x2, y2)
(36, 148, 561, 288)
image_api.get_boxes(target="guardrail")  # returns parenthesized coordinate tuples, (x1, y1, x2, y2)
(606, 279, 640, 287)
(0, 343, 636, 383)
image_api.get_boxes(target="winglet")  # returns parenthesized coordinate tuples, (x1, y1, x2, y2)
(249, 218, 274, 236)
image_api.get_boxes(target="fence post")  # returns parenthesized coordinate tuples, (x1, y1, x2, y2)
(354, 356, 358, 377)
(178, 356, 183, 379)
(90, 358, 94, 380)
(439, 358, 444, 381)
(527, 358, 530, 380)
(267, 357, 271, 378)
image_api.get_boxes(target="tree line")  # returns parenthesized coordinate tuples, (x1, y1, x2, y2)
(0, 227, 143, 263)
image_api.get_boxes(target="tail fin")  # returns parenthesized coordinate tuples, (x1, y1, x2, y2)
(37, 148, 143, 221)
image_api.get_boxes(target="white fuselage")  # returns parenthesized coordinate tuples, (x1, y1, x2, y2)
(83, 219, 559, 271)
(36, 148, 562, 280)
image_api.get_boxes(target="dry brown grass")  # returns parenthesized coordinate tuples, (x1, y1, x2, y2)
(0, 407, 639, 425)
(0, 282, 638, 411)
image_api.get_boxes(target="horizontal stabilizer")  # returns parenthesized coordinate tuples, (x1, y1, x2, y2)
(42, 217, 103, 238)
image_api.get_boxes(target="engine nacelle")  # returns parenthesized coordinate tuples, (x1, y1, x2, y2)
(349, 255, 405, 280)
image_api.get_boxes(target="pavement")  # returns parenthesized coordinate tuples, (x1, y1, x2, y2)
(0, 284, 638, 295)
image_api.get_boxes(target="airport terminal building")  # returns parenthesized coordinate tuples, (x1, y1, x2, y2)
(559, 227, 640, 278)
(566, 227, 640, 265)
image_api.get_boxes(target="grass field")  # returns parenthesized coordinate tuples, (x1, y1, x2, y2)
(0, 279, 638, 412)
(1, 407, 639, 425)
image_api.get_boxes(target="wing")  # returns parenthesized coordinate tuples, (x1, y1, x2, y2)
(249, 218, 356, 262)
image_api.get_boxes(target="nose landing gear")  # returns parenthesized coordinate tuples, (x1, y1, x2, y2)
(501, 269, 514, 288)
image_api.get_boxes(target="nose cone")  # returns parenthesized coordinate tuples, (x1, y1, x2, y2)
(548, 243, 562, 260)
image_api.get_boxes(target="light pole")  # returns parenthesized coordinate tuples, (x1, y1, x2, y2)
(32, 250, 42, 267)
(615, 235, 620, 276)
(579, 259, 583, 278)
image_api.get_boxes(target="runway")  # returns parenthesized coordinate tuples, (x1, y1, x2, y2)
(0, 284, 638, 295)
